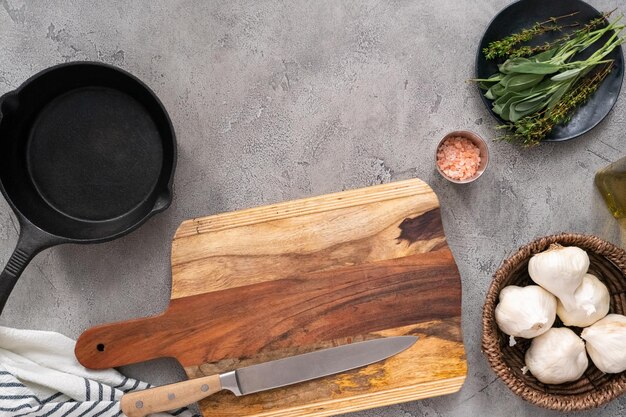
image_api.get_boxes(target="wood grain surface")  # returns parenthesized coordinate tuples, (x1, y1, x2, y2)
(75, 179, 467, 416)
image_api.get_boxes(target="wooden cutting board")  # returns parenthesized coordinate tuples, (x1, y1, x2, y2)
(76, 179, 467, 417)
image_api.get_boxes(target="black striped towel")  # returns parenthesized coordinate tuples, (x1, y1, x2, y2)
(0, 327, 200, 417)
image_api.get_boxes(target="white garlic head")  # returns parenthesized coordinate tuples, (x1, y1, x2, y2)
(525, 327, 588, 384)
(528, 244, 589, 311)
(557, 273, 610, 327)
(581, 314, 626, 373)
(495, 285, 556, 338)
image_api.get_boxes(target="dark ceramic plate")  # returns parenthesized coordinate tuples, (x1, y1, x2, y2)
(476, 0, 624, 141)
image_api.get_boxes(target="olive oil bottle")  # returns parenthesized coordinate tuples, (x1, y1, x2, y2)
(595, 157, 626, 219)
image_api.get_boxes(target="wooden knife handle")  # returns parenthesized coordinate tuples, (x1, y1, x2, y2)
(120, 374, 222, 417)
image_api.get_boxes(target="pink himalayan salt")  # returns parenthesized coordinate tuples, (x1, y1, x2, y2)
(436, 137, 481, 181)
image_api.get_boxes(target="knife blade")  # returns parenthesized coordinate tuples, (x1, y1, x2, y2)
(120, 336, 418, 417)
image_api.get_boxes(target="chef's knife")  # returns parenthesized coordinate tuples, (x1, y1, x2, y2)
(120, 336, 418, 417)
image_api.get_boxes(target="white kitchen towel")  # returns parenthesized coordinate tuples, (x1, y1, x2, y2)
(0, 327, 200, 417)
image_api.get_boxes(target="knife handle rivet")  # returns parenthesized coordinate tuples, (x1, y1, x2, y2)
(201, 384, 209, 392)
(135, 401, 144, 409)
(168, 393, 175, 400)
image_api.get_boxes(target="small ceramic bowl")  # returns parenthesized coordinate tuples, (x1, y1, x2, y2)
(435, 130, 489, 184)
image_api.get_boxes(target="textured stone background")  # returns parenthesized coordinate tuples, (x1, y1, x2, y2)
(1, 0, 625, 415)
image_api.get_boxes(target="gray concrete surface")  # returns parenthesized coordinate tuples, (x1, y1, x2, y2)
(1, 0, 625, 415)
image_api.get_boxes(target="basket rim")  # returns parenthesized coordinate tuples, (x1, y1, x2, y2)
(481, 233, 626, 411)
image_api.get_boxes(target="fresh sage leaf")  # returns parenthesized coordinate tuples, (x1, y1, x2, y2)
(551, 68, 583, 81)
(491, 83, 506, 97)
(546, 81, 572, 110)
(505, 73, 545, 91)
(514, 94, 548, 112)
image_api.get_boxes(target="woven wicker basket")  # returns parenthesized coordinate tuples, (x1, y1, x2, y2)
(482, 233, 626, 411)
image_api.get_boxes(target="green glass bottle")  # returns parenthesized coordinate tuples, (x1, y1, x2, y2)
(595, 156, 626, 219)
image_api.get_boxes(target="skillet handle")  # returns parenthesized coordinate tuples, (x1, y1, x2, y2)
(0, 222, 54, 313)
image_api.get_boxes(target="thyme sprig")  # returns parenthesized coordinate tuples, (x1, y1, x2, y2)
(483, 12, 580, 60)
(507, 10, 616, 58)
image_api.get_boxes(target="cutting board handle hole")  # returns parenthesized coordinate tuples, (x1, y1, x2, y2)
(96, 343, 105, 352)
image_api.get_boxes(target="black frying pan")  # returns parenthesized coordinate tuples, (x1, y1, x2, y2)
(0, 62, 176, 313)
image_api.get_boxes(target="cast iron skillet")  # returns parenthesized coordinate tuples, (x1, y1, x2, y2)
(475, 0, 624, 141)
(0, 62, 176, 313)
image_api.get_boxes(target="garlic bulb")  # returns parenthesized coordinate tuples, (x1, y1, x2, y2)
(581, 314, 626, 373)
(525, 327, 588, 384)
(557, 273, 610, 327)
(495, 285, 556, 338)
(528, 244, 589, 311)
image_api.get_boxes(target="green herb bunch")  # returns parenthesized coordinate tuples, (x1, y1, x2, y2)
(474, 13, 624, 145)
(497, 63, 614, 146)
